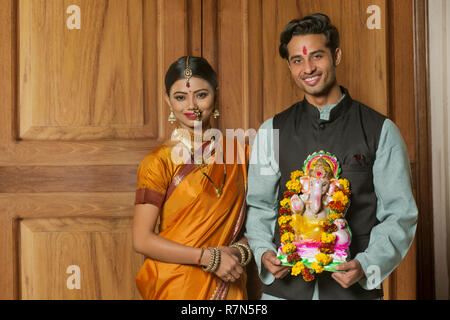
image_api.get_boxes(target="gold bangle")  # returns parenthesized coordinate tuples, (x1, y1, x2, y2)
(202, 247, 221, 273)
(202, 248, 215, 272)
(212, 247, 221, 272)
(231, 243, 246, 266)
(232, 243, 252, 266)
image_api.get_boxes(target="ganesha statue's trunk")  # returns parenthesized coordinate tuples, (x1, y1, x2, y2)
(311, 178, 325, 214)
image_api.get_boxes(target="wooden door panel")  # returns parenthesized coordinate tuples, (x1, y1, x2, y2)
(19, 0, 151, 141)
(20, 217, 143, 299)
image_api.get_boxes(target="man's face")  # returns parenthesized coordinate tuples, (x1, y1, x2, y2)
(287, 34, 341, 98)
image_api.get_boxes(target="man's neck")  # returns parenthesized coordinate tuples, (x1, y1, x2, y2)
(304, 85, 343, 109)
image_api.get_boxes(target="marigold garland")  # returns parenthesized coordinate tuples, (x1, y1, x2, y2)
(291, 261, 305, 276)
(282, 243, 297, 254)
(278, 163, 352, 282)
(281, 232, 295, 244)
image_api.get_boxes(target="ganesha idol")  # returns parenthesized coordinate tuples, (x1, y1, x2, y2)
(278, 151, 352, 275)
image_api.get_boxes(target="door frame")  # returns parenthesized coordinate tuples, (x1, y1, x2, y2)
(413, 0, 435, 300)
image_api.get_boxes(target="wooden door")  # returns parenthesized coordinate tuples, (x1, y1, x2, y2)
(201, 0, 420, 299)
(0, 0, 201, 299)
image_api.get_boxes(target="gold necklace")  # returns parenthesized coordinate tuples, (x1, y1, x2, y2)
(197, 161, 227, 198)
(172, 128, 227, 198)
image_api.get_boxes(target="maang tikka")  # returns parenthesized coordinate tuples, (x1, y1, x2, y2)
(184, 56, 193, 88)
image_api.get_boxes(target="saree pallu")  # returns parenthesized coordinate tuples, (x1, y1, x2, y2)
(135, 138, 248, 300)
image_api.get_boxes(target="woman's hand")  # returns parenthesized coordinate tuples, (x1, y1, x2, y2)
(214, 246, 243, 282)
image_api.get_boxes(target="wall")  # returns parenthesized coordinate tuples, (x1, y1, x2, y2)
(429, 0, 450, 300)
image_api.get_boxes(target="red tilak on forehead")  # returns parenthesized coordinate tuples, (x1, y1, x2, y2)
(303, 46, 308, 55)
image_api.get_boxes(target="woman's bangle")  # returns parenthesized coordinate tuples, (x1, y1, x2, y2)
(202, 247, 221, 273)
(232, 244, 246, 266)
(197, 248, 205, 266)
(231, 242, 252, 266)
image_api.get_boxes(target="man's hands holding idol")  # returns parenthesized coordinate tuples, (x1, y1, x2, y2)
(262, 250, 291, 279)
(332, 259, 365, 288)
(262, 250, 365, 288)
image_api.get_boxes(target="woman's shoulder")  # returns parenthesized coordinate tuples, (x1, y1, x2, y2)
(139, 144, 174, 169)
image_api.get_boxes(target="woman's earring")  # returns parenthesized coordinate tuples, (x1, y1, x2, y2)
(213, 109, 220, 119)
(168, 110, 177, 124)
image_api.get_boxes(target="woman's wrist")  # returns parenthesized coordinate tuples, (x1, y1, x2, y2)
(199, 248, 211, 267)
(229, 246, 241, 259)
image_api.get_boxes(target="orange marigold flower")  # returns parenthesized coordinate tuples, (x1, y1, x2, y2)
(283, 191, 296, 199)
(321, 233, 336, 244)
(319, 243, 335, 254)
(279, 207, 288, 216)
(280, 224, 294, 234)
(329, 201, 346, 212)
(287, 252, 301, 264)
(302, 268, 315, 282)
(324, 223, 338, 233)
(332, 191, 349, 206)
(282, 243, 297, 254)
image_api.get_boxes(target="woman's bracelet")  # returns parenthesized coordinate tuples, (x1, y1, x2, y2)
(232, 244, 246, 266)
(197, 248, 205, 266)
(231, 242, 252, 266)
(202, 247, 221, 273)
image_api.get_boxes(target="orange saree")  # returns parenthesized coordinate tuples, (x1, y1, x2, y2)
(134, 137, 248, 300)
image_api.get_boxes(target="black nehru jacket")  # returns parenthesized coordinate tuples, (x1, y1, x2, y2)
(264, 87, 385, 300)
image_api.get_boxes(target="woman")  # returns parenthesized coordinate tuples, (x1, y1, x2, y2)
(132, 56, 251, 300)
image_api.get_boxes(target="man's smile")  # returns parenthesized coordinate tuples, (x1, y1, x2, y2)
(302, 73, 322, 86)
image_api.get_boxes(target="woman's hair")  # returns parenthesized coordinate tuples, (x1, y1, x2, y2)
(279, 13, 340, 60)
(164, 56, 217, 95)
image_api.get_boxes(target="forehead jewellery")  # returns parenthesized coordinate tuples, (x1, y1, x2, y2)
(184, 56, 193, 88)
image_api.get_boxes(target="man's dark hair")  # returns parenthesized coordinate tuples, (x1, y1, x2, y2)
(279, 13, 340, 60)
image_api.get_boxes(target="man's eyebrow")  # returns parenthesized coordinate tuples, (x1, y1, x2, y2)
(310, 49, 327, 55)
(289, 55, 303, 62)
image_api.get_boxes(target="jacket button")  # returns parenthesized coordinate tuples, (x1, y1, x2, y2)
(319, 123, 325, 129)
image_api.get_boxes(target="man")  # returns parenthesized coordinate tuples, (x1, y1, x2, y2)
(245, 13, 418, 300)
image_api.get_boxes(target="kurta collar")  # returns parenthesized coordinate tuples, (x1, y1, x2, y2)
(302, 86, 352, 123)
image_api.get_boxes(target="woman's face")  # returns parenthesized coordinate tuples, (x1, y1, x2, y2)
(165, 76, 215, 131)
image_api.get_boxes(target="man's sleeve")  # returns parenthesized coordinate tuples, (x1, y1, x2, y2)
(355, 119, 418, 290)
(245, 118, 281, 285)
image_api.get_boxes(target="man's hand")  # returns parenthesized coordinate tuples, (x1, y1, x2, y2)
(261, 250, 291, 279)
(332, 259, 365, 288)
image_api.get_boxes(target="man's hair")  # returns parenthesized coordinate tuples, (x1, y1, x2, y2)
(279, 13, 340, 60)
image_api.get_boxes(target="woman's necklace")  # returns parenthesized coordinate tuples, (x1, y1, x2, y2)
(172, 127, 227, 198)
(197, 158, 227, 198)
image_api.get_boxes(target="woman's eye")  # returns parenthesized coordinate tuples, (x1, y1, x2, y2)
(197, 92, 208, 99)
(313, 55, 322, 60)
(174, 96, 185, 101)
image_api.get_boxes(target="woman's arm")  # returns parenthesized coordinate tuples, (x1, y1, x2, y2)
(132, 203, 206, 265)
(132, 203, 243, 282)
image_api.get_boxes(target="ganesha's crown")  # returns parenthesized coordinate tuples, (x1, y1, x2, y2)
(303, 151, 341, 180)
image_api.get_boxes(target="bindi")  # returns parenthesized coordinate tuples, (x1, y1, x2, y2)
(303, 46, 308, 55)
